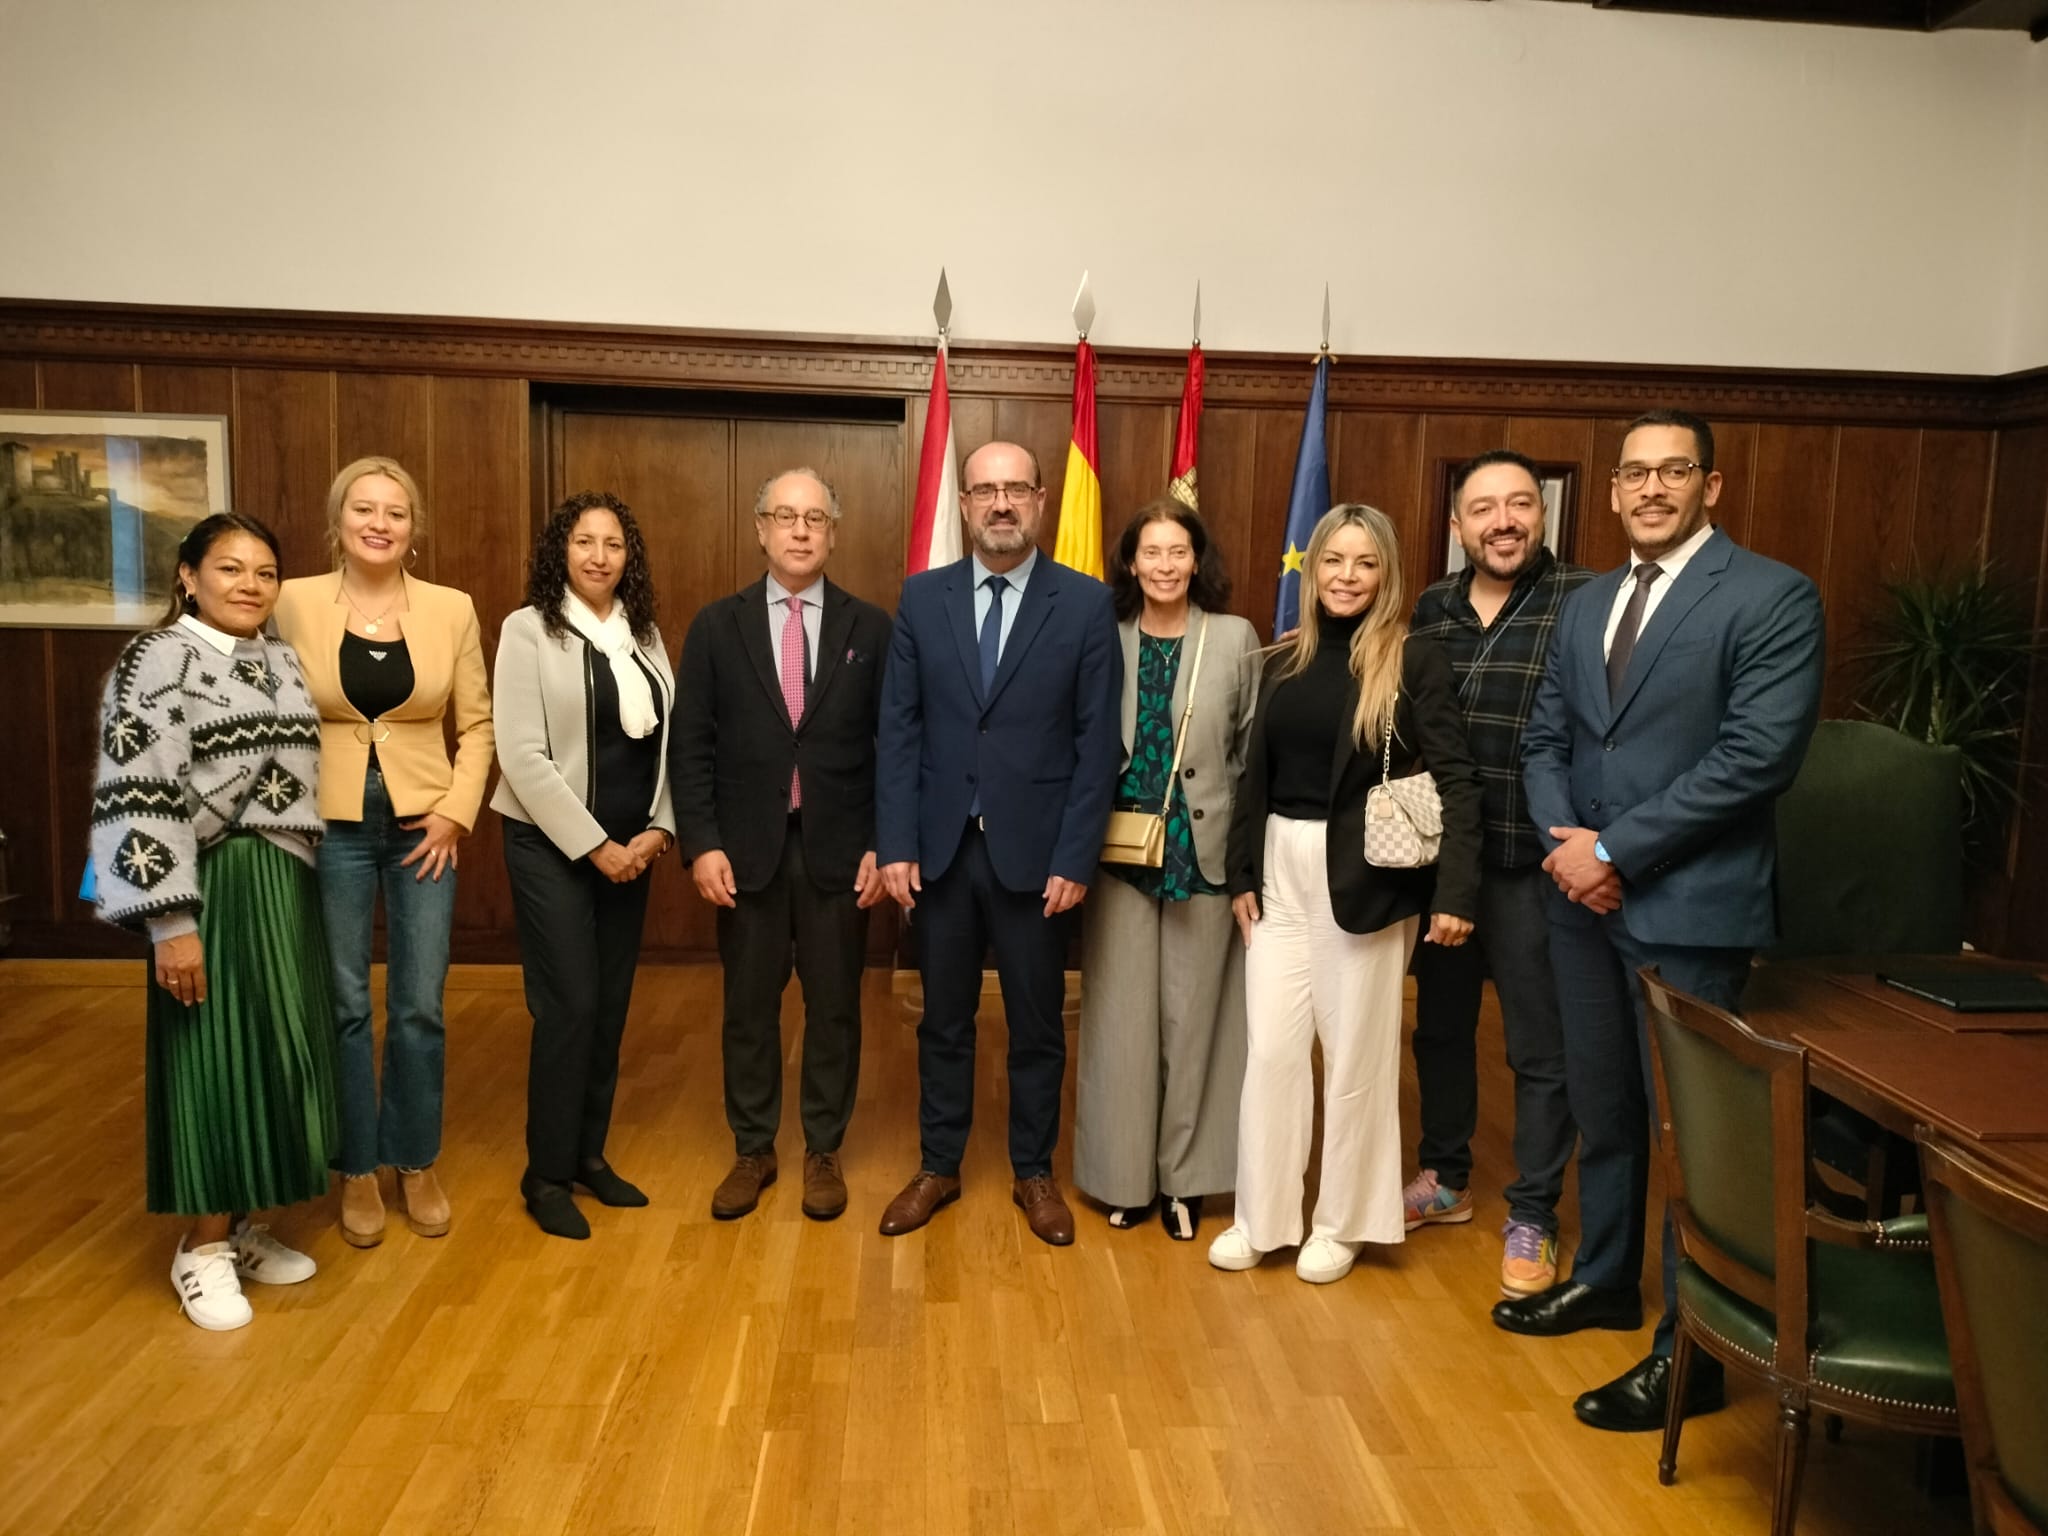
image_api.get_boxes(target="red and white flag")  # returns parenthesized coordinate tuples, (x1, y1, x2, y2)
(906, 343, 960, 574)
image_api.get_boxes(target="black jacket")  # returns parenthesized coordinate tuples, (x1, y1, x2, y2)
(670, 576, 893, 892)
(1227, 636, 1483, 934)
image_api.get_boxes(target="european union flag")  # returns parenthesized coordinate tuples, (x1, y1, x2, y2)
(1272, 354, 1330, 638)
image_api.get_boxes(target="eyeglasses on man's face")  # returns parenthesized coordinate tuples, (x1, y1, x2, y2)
(1613, 460, 1702, 491)
(761, 507, 834, 529)
(965, 481, 1041, 508)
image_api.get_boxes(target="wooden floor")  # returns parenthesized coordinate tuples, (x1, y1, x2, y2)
(0, 961, 1968, 1536)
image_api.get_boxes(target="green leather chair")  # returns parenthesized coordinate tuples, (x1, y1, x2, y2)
(1918, 1132, 2048, 1536)
(1770, 718, 1965, 962)
(1641, 967, 1958, 1536)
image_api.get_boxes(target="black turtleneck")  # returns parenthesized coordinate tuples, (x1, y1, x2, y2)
(1263, 610, 1364, 818)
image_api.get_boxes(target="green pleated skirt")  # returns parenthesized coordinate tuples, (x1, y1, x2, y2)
(145, 834, 341, 1216)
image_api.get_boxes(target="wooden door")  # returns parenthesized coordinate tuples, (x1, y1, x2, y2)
(552, 406, 906, 961)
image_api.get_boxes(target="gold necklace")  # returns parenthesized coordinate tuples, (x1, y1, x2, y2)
(341, 577, 404, 636)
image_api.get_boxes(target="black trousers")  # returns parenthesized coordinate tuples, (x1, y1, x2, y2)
(718, 817, 868, 1157)
(915, 825, 1071, 1180)
(1548, 895, 1751, 1355)
(504, 819, 653, 1184)
(1409, 862, 1576, 1231)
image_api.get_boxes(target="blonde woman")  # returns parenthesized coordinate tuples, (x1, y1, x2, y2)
(1212, 505, 1482, 1284)
(274, 457, 495, 1247)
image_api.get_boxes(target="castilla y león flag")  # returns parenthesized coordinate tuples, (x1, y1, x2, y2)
(1169, 343, 1204, 510)
(1051, 339, 1102, 579)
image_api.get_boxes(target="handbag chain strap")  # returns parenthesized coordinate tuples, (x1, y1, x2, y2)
(1154, 616, 1210, 818)
(1378, 637, 1406, 787)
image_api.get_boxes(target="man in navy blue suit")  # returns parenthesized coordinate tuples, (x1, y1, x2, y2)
(874, 440, 1123, 1246)
(1498, 410, 1824, 1433)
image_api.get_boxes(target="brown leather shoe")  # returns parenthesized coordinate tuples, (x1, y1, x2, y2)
(1013, 1175, 1074, 1246)
(712, 1151, 778, 1220)
(398, 1164, 450, 1238)
(878, 1170, 961, 1236)
(802, 1151, 848, 1221)
(340, 1171, 385, 1248)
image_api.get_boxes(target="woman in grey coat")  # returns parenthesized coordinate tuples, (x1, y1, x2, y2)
(1074, 499, 1260, 1240)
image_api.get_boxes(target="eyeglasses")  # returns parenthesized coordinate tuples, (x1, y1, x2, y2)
(965, 481, 1041, 508)
(1613, 460, 1702, 491)
(760, 507, 834, 529)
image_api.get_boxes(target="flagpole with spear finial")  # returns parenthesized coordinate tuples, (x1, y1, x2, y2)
(906, 267, 961, 574)
(1052, 270, 1104, 576)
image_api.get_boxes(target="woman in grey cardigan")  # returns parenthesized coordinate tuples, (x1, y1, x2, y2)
(1074, 499, 1261, 1241)
(493, 492, 677, 1240)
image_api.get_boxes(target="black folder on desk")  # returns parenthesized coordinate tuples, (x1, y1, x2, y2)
(1876, 968, 2048, 1013)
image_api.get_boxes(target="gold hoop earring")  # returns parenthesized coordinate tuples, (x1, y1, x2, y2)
(406, 545, 420, 569)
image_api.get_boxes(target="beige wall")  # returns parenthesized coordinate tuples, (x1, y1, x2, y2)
(0, 0, 2038, 373)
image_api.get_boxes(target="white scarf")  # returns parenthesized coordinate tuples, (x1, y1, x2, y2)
(565, 595, 658, 740)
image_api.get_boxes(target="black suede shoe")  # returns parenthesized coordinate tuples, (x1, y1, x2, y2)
(575, 1161, 649, 1208)
(521, 1175, 591, 1240)
(1491, 1279, 1644, 1337)
(1574, 1353, 1726, 1433)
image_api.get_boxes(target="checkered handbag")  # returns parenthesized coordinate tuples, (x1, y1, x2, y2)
(1362, 698, 1442, 869)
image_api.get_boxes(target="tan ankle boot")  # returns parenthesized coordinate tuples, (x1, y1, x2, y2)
(398, 1165, 450, 1238)
(340, 1172, 385, 1248)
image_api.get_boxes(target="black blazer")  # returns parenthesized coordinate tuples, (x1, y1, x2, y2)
(1227, 636, 1483, 934)
(670, 576, 894, 892)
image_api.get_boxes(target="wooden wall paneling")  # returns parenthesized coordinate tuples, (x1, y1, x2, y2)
(0, 358, 38, 406)
(1820, 427, 1921, 714)
(135, 365, 233, 419)
(0, 630, 55, 926)
(1414, 415, 1508, 597)
(1985, 421, 2048, 957)
(233, 369, 335, 576)
(1912, 429, 1995, 572)
(987, 399, 1073, 559)
(1505, 417, 1596, 559)
(1094, 402, 1175, 572)
(1581, 419, 1633, 571)
(37, 361, 136, 412)
(1706, 421, 1758, 552)
(1326, 411, 1427, 592)
(1745, 425, 1836, 588)
(1193, 407, 1259, 615)
(431, 378, 529, 956)
(335, 374, 435, 568)
(1241, 409, 1313, 641)
(558, 410, 730, 960)
(48, 629, 138, 957)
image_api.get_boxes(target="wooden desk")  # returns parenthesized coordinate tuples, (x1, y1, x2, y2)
(1745, 960, 2048, 1188)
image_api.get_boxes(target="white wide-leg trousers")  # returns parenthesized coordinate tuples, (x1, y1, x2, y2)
(1234, 814, 1417, 1252)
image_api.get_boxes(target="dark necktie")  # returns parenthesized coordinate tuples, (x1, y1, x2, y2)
(979, 574, 1009, 693)
(1607, 562, 1664, 703)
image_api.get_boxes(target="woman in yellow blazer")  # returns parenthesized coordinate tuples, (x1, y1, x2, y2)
(274, 456, 494, 1248)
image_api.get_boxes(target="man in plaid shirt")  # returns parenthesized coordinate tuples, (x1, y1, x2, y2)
(1403, 449, 1593, 1301)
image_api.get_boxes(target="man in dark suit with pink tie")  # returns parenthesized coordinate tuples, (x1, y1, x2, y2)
(873, 440, 1123, 1247)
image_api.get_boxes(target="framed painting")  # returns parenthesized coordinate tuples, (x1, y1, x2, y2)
(0, 410, 231, 628)
(1432, 459, 1577, 582)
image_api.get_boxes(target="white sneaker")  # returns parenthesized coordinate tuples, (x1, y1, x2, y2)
(1295, 1236, 1360, 1285)
(233, 1221, 316, 1286)
(1207, 1224, 1264, 1272)
(170, 1238, 253, 1331)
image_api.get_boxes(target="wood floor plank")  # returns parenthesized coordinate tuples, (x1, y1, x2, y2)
(0, 961, 1971, 1535)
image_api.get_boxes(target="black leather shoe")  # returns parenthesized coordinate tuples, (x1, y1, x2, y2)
(574, 1161, 649, 1208)
(521, 1175, 591, 1241)
(1492, 1279, 1643, 1337)
(1574, 1353, 1726, 1433)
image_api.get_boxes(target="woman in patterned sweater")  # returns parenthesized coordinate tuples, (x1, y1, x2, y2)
(90, 513, 338, 1331)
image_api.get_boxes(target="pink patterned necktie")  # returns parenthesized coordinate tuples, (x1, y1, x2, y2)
(780, 596, 806, 808)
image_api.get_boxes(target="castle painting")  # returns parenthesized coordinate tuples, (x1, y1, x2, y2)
(0, 412, 230, 627)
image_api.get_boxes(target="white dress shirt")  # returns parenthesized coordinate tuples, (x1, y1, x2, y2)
(970, 546, 1039, 663)
(764, 572, 823, 681)
(1602, 521, 1717, 661)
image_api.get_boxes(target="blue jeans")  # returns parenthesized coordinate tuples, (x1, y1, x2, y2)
(317, 765, 456, 1175)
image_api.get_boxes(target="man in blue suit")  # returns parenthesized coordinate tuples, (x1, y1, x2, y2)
(1498, 410, 1824, 1433)
(874, 440, 1123, 1246)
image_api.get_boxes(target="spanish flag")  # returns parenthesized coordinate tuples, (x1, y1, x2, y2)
(1051, 339, 1102, 578)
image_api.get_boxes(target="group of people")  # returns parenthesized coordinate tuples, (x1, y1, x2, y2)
(91, 408, 1826, 1440)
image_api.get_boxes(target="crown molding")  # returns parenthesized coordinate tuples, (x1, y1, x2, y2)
(0, 297, 2034, 428)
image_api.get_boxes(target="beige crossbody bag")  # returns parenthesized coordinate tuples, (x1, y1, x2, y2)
(1100, 617, 1210, 869)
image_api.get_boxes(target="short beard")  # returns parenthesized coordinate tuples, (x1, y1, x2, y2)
(972, 521, 1032, 557)
(1464, 534, 1539, 582)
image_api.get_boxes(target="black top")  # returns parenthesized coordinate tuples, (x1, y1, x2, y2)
(339, 630, 414, 721)
(1263, 611, 1363, 818)
(590, 650, 664, 845)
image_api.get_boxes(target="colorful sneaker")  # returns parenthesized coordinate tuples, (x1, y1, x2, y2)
(170, 1238, 253, 1331)
(1500, 1220, 1559, 1299)
(233, 1220, 317, 1286)
(1402, 1169, 1475, 1232)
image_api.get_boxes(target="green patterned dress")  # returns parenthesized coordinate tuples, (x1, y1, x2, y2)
(1109, 634, 1224, 902)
